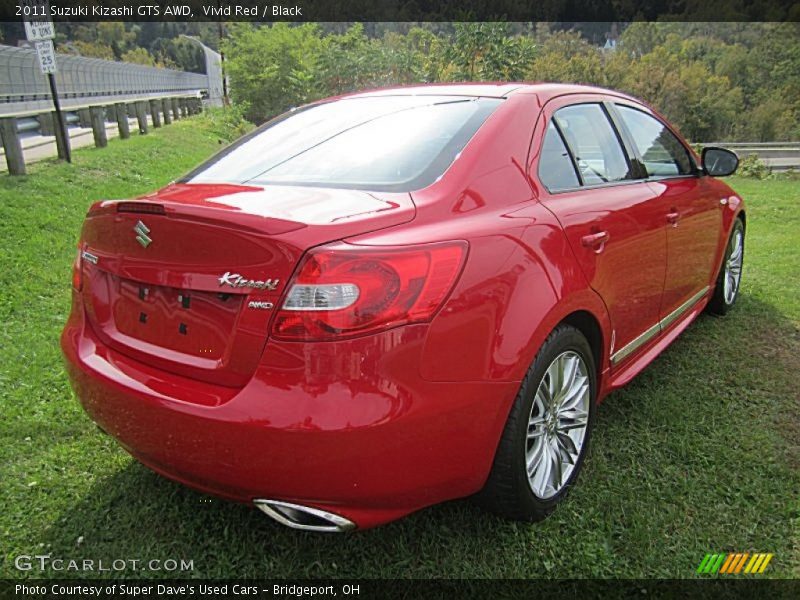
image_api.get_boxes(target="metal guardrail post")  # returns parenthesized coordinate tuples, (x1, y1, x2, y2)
(0, 117, 26, 175)
(115, 103, 130, 139)
(77, 108, 91, 128)
(89, 106, 107, 148)
(52, 110, 69, 160)
(37, 112, 55, 136)
(171, 98, 180, 120)
(136, 101, 148, 134)
(161, 98, 172, 125)
(149, 100, 161, 128)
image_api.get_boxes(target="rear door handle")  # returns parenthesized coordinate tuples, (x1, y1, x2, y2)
(581, 231, 610, 253)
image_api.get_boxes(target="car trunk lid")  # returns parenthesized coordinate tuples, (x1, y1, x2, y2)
(79, 183, 415, 387)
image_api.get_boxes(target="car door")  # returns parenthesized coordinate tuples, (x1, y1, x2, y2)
(534, 98, 670, 367)
(611, 103, 722, 327)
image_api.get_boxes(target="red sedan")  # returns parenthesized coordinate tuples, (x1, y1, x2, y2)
(62, 84, 744, 531)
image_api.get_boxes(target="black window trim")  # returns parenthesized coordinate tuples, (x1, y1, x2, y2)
(608, 101, 701, 182)
(548, 119, 584, 190)
(538, 101, 642, 195)
(602, 101, 647, 179)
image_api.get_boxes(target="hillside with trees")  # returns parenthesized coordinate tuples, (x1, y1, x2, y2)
(223, 22, 800, 143)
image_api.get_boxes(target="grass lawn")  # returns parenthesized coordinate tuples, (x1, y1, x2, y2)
(0, 118, 798, 579)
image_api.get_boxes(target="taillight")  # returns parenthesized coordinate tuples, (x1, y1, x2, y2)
(272, 241, 467, 341)
(71, 246, 82, 291)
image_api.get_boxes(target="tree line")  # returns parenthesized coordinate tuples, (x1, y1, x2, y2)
(223, 22, 800, 143)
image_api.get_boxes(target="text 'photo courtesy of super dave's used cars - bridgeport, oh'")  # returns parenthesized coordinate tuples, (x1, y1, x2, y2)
(61, 83, 744, 532)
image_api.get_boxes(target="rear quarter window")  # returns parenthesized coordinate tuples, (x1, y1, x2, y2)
(538, 122, 580, 192)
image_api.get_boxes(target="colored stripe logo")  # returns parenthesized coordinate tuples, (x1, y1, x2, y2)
(696, 553, 773, 574)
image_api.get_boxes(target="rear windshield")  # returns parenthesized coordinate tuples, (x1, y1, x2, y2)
(182, 96, 502, 192)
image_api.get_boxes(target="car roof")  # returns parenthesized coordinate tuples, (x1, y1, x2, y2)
(343, 82, 642, 104)
(348, 83, 525, 99)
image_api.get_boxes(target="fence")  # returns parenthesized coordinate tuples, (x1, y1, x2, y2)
(0, 43, 223, 175)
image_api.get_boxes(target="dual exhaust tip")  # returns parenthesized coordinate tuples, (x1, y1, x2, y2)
(254, 499, 355, 533)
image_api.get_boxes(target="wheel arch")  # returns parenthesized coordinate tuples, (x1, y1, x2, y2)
(561, 310, 604, 383)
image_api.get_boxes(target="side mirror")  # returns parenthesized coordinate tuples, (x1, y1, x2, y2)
(702, 147, 739, 177)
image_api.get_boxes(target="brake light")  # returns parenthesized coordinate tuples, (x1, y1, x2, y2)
(272, 241, 467, 341)
(71, 246, 82, 291)
(117, 202, 166, 215)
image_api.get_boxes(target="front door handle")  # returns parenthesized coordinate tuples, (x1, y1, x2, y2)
(581, 231, 610, 253)
(667, 210, 680, 226)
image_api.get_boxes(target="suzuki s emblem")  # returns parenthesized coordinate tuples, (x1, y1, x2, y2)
(134, 220, 152, 248)
(218, 271, 280, 291)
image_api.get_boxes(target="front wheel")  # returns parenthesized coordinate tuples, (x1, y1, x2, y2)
(707, 217, 744, 316)
(477, 324, 596, 521)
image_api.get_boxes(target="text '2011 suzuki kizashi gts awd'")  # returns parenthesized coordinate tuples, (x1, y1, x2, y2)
(62, 84, 744, 531)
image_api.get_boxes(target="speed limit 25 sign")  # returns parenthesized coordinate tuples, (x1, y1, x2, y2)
(34, 40, 56, 74)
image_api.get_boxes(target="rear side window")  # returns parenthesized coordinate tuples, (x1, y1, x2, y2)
(553, 104, 633, 185)
(539, 122, 580, 192)
(183, 96, 502, 192)
(615, 105, 694, 177)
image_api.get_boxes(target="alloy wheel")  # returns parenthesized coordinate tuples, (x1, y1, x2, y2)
(724, 228, 743, 305)
(525, 351, 591, 499)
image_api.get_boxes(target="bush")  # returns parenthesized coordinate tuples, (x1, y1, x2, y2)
(197, 104, 254, 142)
(737, 153, 772, 179)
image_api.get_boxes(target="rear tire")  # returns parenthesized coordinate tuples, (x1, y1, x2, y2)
(707, 217, 744, 316)
(477, 324, 596, 521)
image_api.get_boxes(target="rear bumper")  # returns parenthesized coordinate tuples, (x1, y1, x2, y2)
(61, 299, 519, 529)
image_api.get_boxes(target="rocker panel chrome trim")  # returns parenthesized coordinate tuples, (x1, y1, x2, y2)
(610, 286, 709, 366)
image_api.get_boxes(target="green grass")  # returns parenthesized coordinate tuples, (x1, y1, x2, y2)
(0, 122, 798, 579)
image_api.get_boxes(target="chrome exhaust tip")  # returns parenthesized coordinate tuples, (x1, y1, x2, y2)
(253, 499, 356, 533)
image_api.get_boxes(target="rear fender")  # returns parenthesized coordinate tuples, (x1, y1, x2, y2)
(421, 203, 612, 387)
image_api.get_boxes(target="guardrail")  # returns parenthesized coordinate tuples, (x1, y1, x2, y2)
(0, 94, 204, 175)
(0, 44, 211, 116)
(698, 142, 800, 171)
(0, 44, 219, 175)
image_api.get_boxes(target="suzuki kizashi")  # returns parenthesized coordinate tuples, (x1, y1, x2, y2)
(62, 83, 744, 531)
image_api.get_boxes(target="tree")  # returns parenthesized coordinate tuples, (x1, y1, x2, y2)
(444, 23, 536, 81)
(223, 23, 322, 122)
(120, 47, 158, 67)
(526, 30, 603, 86)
